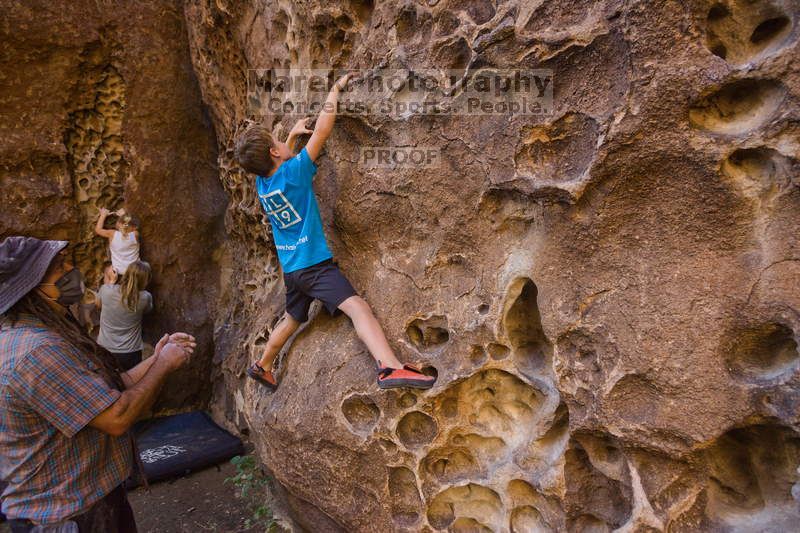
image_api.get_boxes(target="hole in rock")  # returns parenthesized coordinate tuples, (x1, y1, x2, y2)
(433, 368, 544, 446)
(272, 12, 288, 41)
(335, 14, 353, 29)
(524, 0, 598, 32)
(573, 432, 626, 482)
(721, 147, 792, 199)
(708, 4, 729, 21)
(388, 466, 422, 526)
(396, 5, 417, 41)
(422, 433, 506, 483)
(605, 374, 661, 424)
(398, 392, 417, 409)
(724, 323, 799, 381)
(434, 10, 460, 36)
(421, 365, 439, 380)
(688, 79, 785, 135)
(396, 410, 438, 449)
(709, 41, 728, 59)
(515, 113, 600, 188)
(531, 402, 570, 462)
(434, 37, 472, 74)
(448, 0, 496, 25)
(379, 438, 398, 454)
(571, 514, 612, 532)
(427, 483, 503, 530)
(441, 397, 459, 418)
(751, 16, 791, 44)
(328, 29, 346, 56)
(406, 315, 449, 350)
(422, 447, 479, 483)
(506, 479, 563, 529)
(341, 394, 380, 433)
(477, 303, 490, 314)
(97, 191, 113, 207)
(565, 438, 632, 530)
(469, 344, 487, 365)
(502, 278, 554, 378)
(452, 517, 493, 532)
(705, 1, 794, 65)
(349, 0, 374, 25)
(511, 505, 547, 533)
(705, 424, 800, 528)
(487, 343, 510, 360)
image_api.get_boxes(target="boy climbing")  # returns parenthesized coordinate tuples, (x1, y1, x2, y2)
(235, 71, 435, 391)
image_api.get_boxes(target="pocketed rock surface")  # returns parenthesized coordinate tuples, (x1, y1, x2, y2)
(3, 0, 800, 531)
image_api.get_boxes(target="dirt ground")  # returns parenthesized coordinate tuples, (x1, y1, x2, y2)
(128, 461, 267, 532)
(1, 461, 278, 533)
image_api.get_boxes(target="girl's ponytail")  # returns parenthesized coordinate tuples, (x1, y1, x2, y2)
(120, 260, 151, 312)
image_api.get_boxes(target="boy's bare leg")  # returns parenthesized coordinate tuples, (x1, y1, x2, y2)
(338, 296, 404, 369)
(256, 312, 301, 370)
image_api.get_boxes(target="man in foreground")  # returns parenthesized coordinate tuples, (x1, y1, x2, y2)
(0, 236, 195, 532)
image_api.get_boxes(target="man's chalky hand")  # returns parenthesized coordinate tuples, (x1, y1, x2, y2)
(169, 332, 196, 355)
(160, 343, 190, 371)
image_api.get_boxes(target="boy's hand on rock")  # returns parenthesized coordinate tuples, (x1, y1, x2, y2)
(334, 71, 355, 91)
(289, 117, 313, 137)
(99, 207, 110, 217)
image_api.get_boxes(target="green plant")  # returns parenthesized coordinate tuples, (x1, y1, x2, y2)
(225, 455, 278, 531)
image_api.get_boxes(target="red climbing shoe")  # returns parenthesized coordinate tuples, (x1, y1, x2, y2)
(377, 364, 436, 390)
(247, 363, 278, 391)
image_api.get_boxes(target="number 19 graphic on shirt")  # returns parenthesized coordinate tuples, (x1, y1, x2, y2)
(260, 190, 302, 229)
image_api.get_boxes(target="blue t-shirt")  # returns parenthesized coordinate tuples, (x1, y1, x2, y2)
(256, 148, 333, 272)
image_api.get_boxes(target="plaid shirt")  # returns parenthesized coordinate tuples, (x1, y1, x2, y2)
(0, 314, 132, 524)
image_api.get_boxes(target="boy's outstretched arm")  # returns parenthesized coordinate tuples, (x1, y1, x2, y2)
(305, 72, 354, 162)
(287, 118, 313, 154)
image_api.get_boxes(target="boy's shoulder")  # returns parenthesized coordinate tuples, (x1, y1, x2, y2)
(279, 150, 309, 172)
(266, 149, 315, 185)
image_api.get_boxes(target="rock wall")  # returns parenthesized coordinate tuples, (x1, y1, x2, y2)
(0, 0, 227, 409)
(185, 0, 800, 530)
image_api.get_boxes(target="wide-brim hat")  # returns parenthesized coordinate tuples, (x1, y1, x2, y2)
(0, 236, 67, 315)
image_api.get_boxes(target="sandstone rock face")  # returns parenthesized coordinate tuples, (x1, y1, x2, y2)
(0, 0, 226, 409)
(186, 0, 800, 530)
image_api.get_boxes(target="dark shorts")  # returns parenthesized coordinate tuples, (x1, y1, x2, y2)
(284, 259, 357, 323)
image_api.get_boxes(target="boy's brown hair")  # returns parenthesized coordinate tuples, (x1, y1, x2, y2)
(234, 124, 276, 176)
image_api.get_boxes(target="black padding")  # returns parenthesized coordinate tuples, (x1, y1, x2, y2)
(129, 411, 244, 487)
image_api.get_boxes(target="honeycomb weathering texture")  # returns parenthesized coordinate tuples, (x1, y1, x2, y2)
(3, 0, 800, 531)
(688, 78, 786, 135)
(65, 48, 128, 285)
(705, 0, 795, 66)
